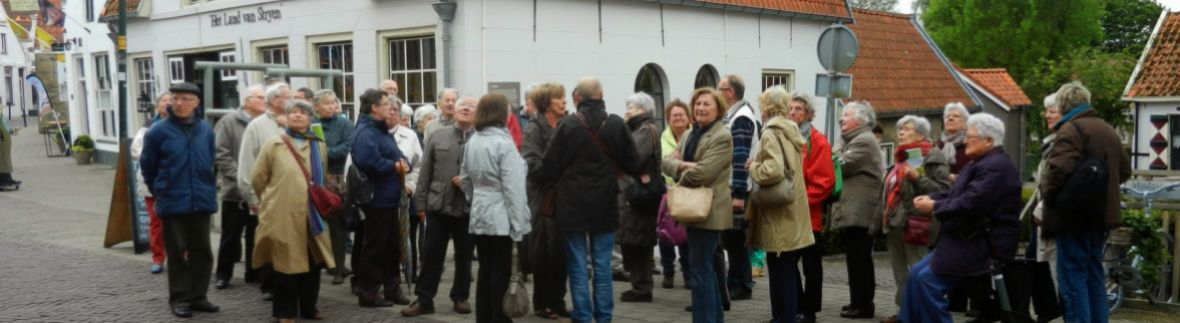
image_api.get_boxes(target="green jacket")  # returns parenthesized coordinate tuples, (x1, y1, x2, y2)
(318, 114, 354, 174)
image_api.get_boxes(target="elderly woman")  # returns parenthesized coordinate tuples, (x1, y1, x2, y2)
(413, 104, 439, 144)
(880, 115, 952, 323)
(617, 92, 663, 303)
(939, 103, 971, 174)
(522, 82, 571, 319)
(1017, 94, 1064, 322)
(747, 86, 813, 323)
(900, 113, 1022, 323)
(658, 99, 693, 290)
(460, 93, 532, 323)
(131, 93, 173, 273)
(662, 88, 734, 323)
(785, 92, 835, 323)
(251, 99, 336, 322)
(832, 101, 883, 319)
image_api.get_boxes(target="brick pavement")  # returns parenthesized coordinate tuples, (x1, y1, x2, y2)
(1, 118, 1134, 322)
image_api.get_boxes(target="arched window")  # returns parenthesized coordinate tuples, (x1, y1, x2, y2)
(634, 63, 667, 123)
(694, 64, 719, 89)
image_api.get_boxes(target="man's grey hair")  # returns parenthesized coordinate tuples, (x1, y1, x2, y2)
(401, 103, 414, 118)
(574, 77, 603, 102)
(265, 83, 290, 103)
(844, 101, 876, 127)
(457, 96, 478, 108)
(790, 91, 819, 121)
(414, 104, 438, 125)
(1055, 81, 1091, 113)
(240, 85, 264, 105)
(943, 102, 969, 121)
(625, 92, 655, 113)
(285, 99, 315, 116)
(967, 113, 1005, 147)
(897, 115, 932, 139)
(438, 88, 459, 100)
(313, 89, 338, 105)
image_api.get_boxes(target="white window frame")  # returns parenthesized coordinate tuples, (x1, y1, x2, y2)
(761, 69, 796, 92)
(880, 142, 895, 167)
(386, 35, 438, 107)
(134, 57, 158, 104)
(95, 53, 115, 138)
(168, 57, 185, 84)
(1, 33, 7, 55)
(308, 34, 354, 107)
(219, 51, 237, 80)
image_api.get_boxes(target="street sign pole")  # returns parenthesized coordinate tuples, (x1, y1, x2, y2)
(816, 23, 859, 146)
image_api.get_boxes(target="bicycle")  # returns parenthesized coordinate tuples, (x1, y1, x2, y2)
(1106, 180, 1180, 313)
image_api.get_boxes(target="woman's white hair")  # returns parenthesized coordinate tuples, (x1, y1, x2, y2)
(285, 99, 315, 116)
(400, 103, 414, 118)
(967, 113, 1005, 147)
(414, 104, 438, 125)
(790, 91, 819, 121)
(897, 115, 932, 139)
(625, 92, 656, 113)
(265, 82, 290, 102)
(1043, 93, 1059, 111)
(943, 102, 969, 121)
(844, 101, 876, 127)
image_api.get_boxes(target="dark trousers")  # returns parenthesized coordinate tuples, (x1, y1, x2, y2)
(474, 235, 513, 323)
(842, 226, 876, 310)
(408, 204, 420, 279)
(358, 207, 401, 297)
(326, 212, 348, 274)
(162, 213, 214, 306)
(415, 213, 475, 306)
(768, 251, 801, 323)
(621, 244, 654, 293)
(722, 221, 752, 294)
(351, 218, 365, 288)
(272, 263, 322, 319)
(531, 217, 567, 312)
(215, 200, 257, 282)
(659, 240, 690, 282)
(796, 231, 823, 315)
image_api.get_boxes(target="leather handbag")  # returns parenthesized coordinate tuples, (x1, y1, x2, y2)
(903, 213, 932, 246)
(667, 177, 712, 224)
(503, 246, 530, 318)
(751, 131, 794, 208)
(281, 136, 343, 219)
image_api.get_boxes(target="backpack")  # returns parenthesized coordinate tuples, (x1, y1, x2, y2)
(1050, 122, 1108, 225)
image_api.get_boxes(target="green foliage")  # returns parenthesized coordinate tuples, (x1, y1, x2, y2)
(851, 0, 899, 12)
(1020, 47, 1137, 141)
(1121, 208, 1171, 289)
(1102, 0, 1165, 54)
(71, 135, 94, 151)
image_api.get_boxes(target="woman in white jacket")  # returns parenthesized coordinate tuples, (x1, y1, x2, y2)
(460, 93, 531, 323)
(131, 93, 172, 274)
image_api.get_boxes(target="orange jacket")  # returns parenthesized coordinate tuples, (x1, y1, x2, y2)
(801, 126, 835, 232)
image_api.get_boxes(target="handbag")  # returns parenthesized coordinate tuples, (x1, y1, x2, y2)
(281, 136, 343, 219)
(538, 187, 558, 218)
(903, 213, 932, 246)
(503, 245, 530, 318)
(751, 130, 794, 208)
(667, 177, 712, 224)
(625, 123, 668, 210)
(656, 194, 688, 245)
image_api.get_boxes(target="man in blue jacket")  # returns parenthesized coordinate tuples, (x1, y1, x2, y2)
(139, 82, 220, 318)
(351, 88, 408, 307)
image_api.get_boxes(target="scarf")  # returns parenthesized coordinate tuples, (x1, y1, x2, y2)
(287, 128, 327, 236)
(683, 122, 714, 162)
(940, 131, 964, 167)
(1054, 103, 1092, 130)
(883, 139, 934, 224)
(798, 121, 813, 142)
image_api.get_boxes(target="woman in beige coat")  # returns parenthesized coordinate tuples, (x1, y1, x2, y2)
(251, 100, 336, 323)
(661, 87, 733, 323)
(747, 86, 814, 323)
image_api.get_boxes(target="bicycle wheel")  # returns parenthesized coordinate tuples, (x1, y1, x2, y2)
(1105, 243, 1128, 313)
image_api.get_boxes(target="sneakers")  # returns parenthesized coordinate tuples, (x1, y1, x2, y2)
(150, 263, 164, 274)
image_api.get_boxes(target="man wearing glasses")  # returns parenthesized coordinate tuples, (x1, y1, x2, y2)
(213, 85, 267, 290)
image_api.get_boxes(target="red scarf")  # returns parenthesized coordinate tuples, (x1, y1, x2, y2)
(883, 140, 934, 223)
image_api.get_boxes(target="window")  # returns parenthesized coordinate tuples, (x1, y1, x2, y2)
(634, 63, 667, 122)
(86, 0, 95, 22)
(1, 33, 7, 54)
(95, 53, 115, 137)
(168, 57, 184, 84)
(5, 67, 12, 105)
(75, 57, 90, 135)
(388, 36, 436, 106)
(135, 58, 157, 104)
(694, 64, 719, 89)
(219, 51, 237, 80)
(880, 142, 895, 166)
(762, 69, 795, 92)
(259, 45, 289, 65)
(317, 41, 354, 109)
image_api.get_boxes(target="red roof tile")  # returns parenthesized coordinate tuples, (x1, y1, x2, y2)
(1128, 12, 1180, 98)
(843, 9, 974, 114)
(962, 68, 1031, 107)
(699, 0, 851, 19)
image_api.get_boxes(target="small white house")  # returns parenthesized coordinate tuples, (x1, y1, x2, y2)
(1124, 11, 1180, 171)
(0, 4, 37, 128)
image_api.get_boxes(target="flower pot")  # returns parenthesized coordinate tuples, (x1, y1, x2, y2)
(73, 150, 94, 165)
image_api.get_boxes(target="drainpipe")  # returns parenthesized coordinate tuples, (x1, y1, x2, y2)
(433, 0, 458, 88)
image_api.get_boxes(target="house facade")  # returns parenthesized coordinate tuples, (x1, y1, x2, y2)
(1124, 11, 1180, 171)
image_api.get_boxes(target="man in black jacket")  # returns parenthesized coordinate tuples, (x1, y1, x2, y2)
(538, 77, 641, 323)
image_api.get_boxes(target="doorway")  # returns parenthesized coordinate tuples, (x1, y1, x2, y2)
(634, 63, 667, 124)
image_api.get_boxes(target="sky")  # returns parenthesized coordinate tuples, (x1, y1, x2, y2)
(894, 0, 1180, 14)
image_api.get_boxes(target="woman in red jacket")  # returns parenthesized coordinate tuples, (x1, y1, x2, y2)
(785, 92, 835, 323)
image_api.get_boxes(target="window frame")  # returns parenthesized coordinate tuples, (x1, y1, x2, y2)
(387, 35, 438, 107)
(310, 36, 355, 109)
(168, 57, 185, 84)
(219, 51, 237, 80)
(94, 53, 115, 138)
(761, 69, 796, 92)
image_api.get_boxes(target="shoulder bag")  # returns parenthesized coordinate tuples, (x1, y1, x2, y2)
(503, 245, 530, 318)
(281, 136, 343, 219)
(751, 128, 794, 208)
(1051, 122, 1108, 218)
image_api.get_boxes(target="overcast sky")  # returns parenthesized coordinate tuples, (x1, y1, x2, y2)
(895, 0, 1180, 14)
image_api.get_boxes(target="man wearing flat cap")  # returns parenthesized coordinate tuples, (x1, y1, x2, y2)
(139, 82, 221, 318)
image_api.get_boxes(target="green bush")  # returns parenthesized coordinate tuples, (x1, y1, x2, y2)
(1122, 208, 1171, 289)
(71, 135, 95, 151)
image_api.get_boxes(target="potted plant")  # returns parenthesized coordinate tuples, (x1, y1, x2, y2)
(71, 135, 95, 165)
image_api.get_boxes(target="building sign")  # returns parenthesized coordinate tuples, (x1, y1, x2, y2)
(7, 0, 39, 12)
(488, 82, 521, 107)
(210, 6, 282, 28)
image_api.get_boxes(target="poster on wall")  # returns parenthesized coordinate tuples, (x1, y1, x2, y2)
(1, 0, 65, 43)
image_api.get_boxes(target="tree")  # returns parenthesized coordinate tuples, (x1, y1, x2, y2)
(1022, 48, 1137, 142)
(912, 0, 931, 14)
(851, 0, 899, 12)
(1102, 0, 1164, 54)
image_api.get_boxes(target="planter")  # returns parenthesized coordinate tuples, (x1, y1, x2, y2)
(73, 150, 94, 165)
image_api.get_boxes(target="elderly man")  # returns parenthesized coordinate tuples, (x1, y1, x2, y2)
(402, 96, 477, 317)
(351, 89, 409, 308)
(718, 74, 759, 301)
(213, 85, 267, 290)
(832, 101, 883, 319)
(539, 77, 641, 323)
(139, 83, 220, 318)
(381, 80, 400, 99)
(1041, 82, 1131, 323)
(902, 113, 1023, 323)
(238, 82, 291, 300)
(424, 88, 459, 144)
(312, 89, 355, 285)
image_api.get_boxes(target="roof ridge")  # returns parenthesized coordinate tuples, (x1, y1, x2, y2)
(851, 8, 913, 19)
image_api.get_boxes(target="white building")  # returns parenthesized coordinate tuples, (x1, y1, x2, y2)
(62, 0, 121, 163)
(0, 4, 36, 129)
(76, 0, 855, 165)
(1124, 11, 1180, 171)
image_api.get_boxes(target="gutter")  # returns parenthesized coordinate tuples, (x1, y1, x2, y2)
(643, 0, 854, 23)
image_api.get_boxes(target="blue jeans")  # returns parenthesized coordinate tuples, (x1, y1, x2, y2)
(899, 254, 964, 323)
(687, 228, 724, 323)
(1056, 231, 1108, 323)
(566, 231, 614, 323)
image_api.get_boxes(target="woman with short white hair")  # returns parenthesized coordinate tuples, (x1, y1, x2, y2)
(939, 102, 971, 173)
(413, 104, 439, 144)
(832, 101, 884, 319)
(618, 91, 662, 303)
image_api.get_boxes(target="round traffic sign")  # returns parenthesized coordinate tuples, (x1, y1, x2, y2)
(817, 25, 860, 73)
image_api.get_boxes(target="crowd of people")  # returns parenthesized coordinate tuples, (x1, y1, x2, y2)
(134, 75, 1129, 323)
